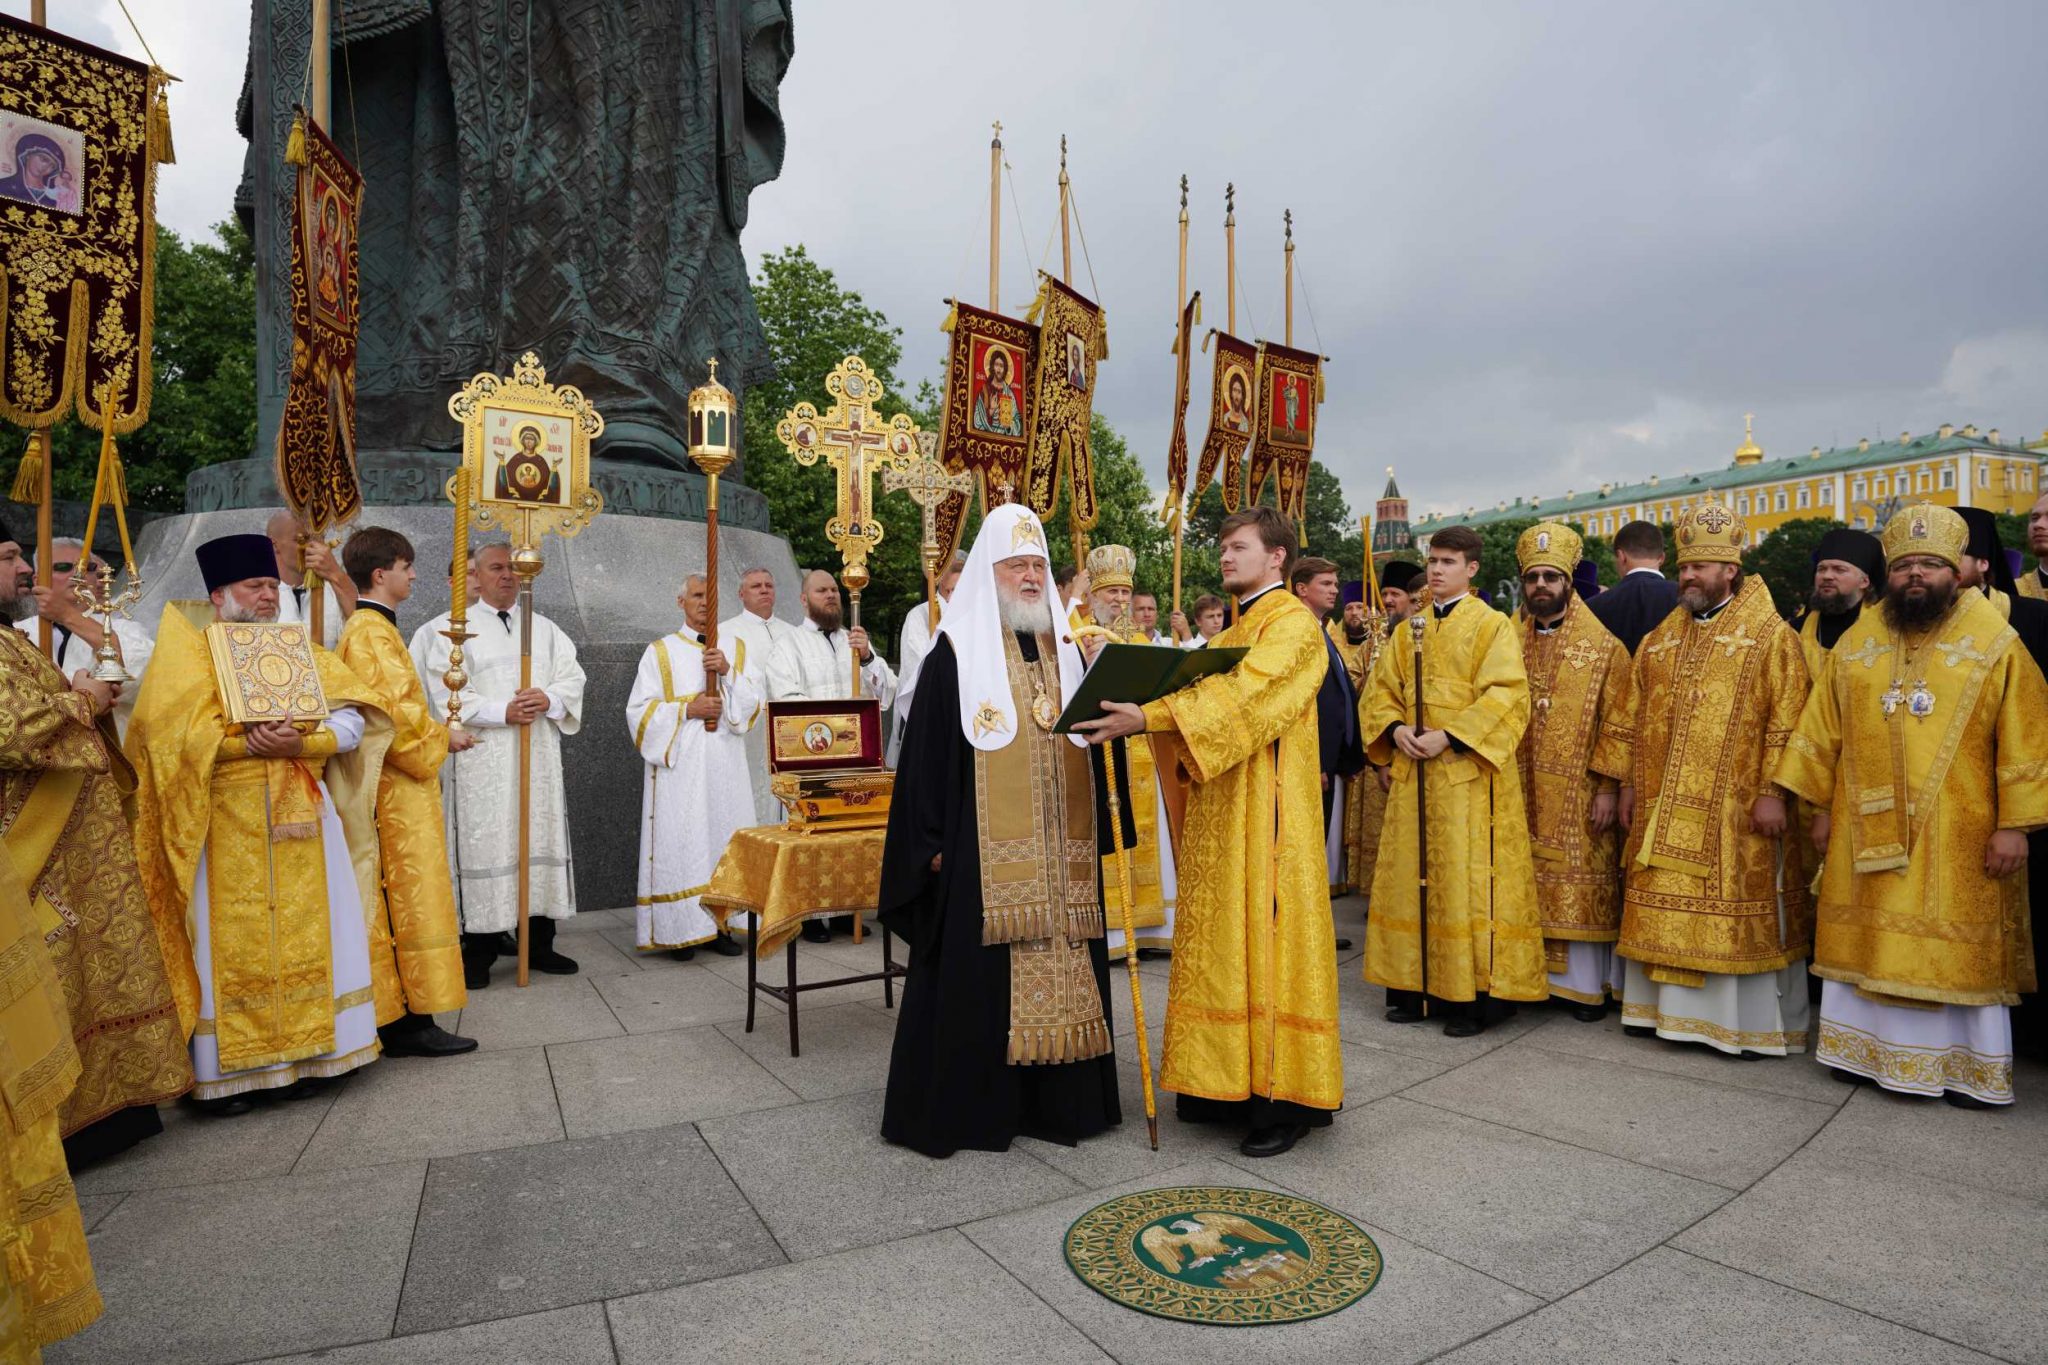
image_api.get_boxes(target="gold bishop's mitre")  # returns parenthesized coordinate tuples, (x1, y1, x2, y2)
(1673, 497, 1745, 565)
(1879, 502, 1968, 570)
(1086, 542, 1136, 591)
(1515, 520, 1581, 576)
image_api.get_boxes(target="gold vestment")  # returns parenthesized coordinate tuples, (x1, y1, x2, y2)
(0, 845, 99, 1351)
(1142, 589, 1342, 1112)
(1095, 615, 1167, 942)
(1617, 577, 1812, 977)
(127, 609, 388, 1068)
(0, 627, 190, 1137)
(1363, 600, 1547, 1003)
(1517, 599, 1631, 946)
(332, 609, 467, 1022)
(1776, 590, 2048, 1006)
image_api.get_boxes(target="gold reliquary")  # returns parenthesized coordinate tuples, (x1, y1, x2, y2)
(765, 698, 893, 832)
(206, 622, 330, 730)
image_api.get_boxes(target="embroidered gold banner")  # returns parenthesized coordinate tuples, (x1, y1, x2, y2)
(1023, 274, 1106, 526)
(1189, 330, 1257, 511)
(274, 110, 364, 533)
(0, 15, 171, 432)
(1247, 339, 1321, 522)
(1163, 291, 1199, 508)
(935, 298, 1040, 552)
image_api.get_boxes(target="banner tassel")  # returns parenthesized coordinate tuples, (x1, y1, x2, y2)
(284, 110, 309, 167)
(9, 433, 43, 506)
(150, 81, 176, 164)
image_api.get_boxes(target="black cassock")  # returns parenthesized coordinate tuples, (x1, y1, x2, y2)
(879, 632, 1135, 1158)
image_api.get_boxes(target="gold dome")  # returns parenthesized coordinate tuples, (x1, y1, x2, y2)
(1732, 412, 1764, 466)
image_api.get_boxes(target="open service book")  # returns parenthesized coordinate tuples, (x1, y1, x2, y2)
(1052, 641, 1249, 734)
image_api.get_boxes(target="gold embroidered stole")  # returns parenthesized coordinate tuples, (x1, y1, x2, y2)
(975, 631, 1109, 1065)
(1520, 600, 1614, 864)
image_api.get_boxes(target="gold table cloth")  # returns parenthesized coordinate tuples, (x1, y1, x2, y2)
(702, 825, 888, 959)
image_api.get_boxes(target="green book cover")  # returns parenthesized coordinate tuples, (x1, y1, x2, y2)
(1052, 642, 1248, 733)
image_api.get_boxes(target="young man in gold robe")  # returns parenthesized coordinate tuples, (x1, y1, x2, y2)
(1342, 560, 1422, 895)
(1078, 506, 1341, 1157)
(0, 520, 190, 1165)
(1778, 505, 2048, 1106)
(1079, 543, 1174, 961)
(1514, 522, 1632, 1021)
(335, 527, 477, 1057)
(128, 534, 391, 1114)
(1615, 498, 1812, 1057)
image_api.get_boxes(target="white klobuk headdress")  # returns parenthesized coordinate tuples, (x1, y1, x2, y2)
(934, 502, 1088, 752)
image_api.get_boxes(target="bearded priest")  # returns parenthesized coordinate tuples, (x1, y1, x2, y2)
(1079, 506, 1342, 1158)
(1778, 504, 2048, 1106)
(127, 534, 390, 1113)
(1614, 498, 1813, 1057)
(879, 502, 1122, 1158)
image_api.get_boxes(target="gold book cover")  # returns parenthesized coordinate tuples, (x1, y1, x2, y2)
(204, 622, 330, 728)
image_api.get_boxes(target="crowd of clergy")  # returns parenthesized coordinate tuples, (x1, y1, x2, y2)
(5, 479, 2048, 1354)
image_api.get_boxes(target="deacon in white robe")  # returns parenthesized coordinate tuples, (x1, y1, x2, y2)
(630, 574, 762, 957)
(24, 538, 154, 739)
(887, 552, 964, 768)
(766, 569, 898, 706)
(719, 566, 793, 826)
(410, 543, 586, 985)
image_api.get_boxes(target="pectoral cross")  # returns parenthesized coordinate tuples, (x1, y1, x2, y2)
(775, 354, 922, 592)
(884, 431, 976, 631)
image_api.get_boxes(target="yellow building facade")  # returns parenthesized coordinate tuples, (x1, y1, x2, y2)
(1417, 420, 2046, 548)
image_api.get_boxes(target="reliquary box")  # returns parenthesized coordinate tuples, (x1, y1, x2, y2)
(205, 622, 331, 730)
(765, 698, 892, 832)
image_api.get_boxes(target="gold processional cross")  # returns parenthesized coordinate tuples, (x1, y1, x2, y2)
(884, 431, 977, 632)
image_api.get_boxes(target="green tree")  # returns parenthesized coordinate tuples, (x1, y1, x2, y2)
(1741, 515, 1842, 618)
(4, 220, 257, 514)
(1179, 460, 1357, 605)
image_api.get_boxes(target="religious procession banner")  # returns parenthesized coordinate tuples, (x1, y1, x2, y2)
(1163, 291, 1200, 508)
(1189, 331, 1257, 511)
(274, 109, 365, 533)
(1023, 274, 1107, 526)
(0, 14, 172, 433)
(935, 298, 1040, 557)
(1247, 340, 1322, 522)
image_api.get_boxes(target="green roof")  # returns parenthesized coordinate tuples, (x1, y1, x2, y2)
(1415, 430, 2044, 530)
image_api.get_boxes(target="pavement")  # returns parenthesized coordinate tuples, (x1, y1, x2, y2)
(47, 895, 2048, 1365)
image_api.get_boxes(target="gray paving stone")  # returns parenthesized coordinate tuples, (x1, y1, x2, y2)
(45, 1163, 424, 1365)
(1673, 1149, 2048, 1362)
(294, 1047, 563, 1173)
(607, 1228, 1109, 1365)
(75, 1192, 125, 1233)
(1805, 1073, 2048, 1200)
(263, 1304, 616, 1365)
(1268, 1096, 1731, 1299)
(458, 973, 626, 1052)
(1017, 1061, 1249, 1188)
(961, 1156, 1541, 1364)
(396, 1122, 783, 1335)
(588, 963, 757, 1033)
(1335, 970, 1554, 1061)
(74, 1092, 334, 1194)
(697, 1089, 1081, 1259)
(1403, 1044, 1836, 1187)
(546, 1025, 797, 1138)
(714, 999, 902, 1100)
(1521, 1009, 1848, 1103)
(1435, 1246, 2001, 1364)
(695, 938, 907, 1013)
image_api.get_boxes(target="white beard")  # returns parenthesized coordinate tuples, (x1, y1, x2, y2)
(998, 588, 1054, 635)
(217, 596, 277, 624)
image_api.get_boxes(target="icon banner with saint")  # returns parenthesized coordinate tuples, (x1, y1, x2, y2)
(274, 108, 366, 533)
(1024, 274, 1106, 527)
(1247, 340, 1321, 522)
(1188, 330, 1258, 512)
(0, 13, 171, 433)
(935, 299, 1042, 557)
(448, 352, 605, 545)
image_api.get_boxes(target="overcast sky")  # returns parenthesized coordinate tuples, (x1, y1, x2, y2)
(27, 0, 2048, 518)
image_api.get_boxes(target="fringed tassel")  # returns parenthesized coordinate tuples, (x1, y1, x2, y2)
(151, 81, 176, 165)
(1094, 311, 1109, 362)
(939, 299, 958, 334)
(269, 821, 321, 842)
(1315, 367, 1326, 403)
(284, 110, 309, 167)
(1007, 1017, 1112, 1066)
(9, 432, 44, 505)
(1647, 965, 1706, 989)
(983, 905, 1062, 947)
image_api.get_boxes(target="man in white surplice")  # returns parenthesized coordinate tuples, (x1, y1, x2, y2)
(767, 569, 899, 706)
(630, 573, 761, 959)
(887, 551, 964, 768)
(267, 510, 352, 648)
(22, 537, 155, 739)
(719, 565, 793, 825)
(410, 542, 586, 987)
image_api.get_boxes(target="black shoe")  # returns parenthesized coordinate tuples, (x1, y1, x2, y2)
(1623, 1025, 1655, 1038)
(1944, 1092, 1995, 1110)
(272, 1077, 331, 1102)
(528, 918, 579, 975)
(1335, 937, 1354, 951)
(1136, 947, 1171, 961)
(192, 1095, 253, 1118)
(1733, 1049, 1766, 1061)
(830, 915, 857, 936)
(1571, 1004, 1607, 1023)
(706, 931, 745, 958)
(1384, 1005, 1424, 1024)
(801, 920, 833, 944)
(1239, 1123, 1310, 1158)
(1443, 1017, 1485, 1038)
(461, 934, 498, 990)
(378, 1021, 478, 1058)
(669, 946, 697, 961)
(1830, 1067, 1873, 1086)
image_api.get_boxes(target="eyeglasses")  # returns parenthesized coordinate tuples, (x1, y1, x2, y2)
(50, 561, 74, 573)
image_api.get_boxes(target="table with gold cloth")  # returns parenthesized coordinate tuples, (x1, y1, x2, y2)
(700, 824, 906, 1056)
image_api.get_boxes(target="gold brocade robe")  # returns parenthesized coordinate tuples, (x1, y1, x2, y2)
(127, 609, 390, 1064)
(1141, 589, 1342, 1111)
(1098, 617, 1167, 939)
(2018, 567, 2048, 601)
(1343, 624, 1393, 896)
(333, 609, 467, 1022)
(1363, 600, 1547, 1002)
(1517, 600, 1632, 945)
(1776, 591, 2048, 1006)
(0, 845, 100, 1352)
(0, 627, 190, 1137)
(1618, 577, 1812, 977)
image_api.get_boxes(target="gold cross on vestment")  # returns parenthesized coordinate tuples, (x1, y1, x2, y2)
(1712, 627, 1756, 659)
(1839, 638, 1890, 670)
(776, 354, 922, 591)
(1937, 635, 1988, 669)
(1560, 637, 1602, 671)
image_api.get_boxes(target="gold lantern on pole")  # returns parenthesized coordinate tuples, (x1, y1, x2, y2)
(689, 358, 740, 731)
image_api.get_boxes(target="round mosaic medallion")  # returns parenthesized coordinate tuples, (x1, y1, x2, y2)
(1063, 1186, 1381, 1326)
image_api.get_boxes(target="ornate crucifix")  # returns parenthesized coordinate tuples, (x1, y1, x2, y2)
(775, 353, 921, 695)
(885, 430, 977, 631)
